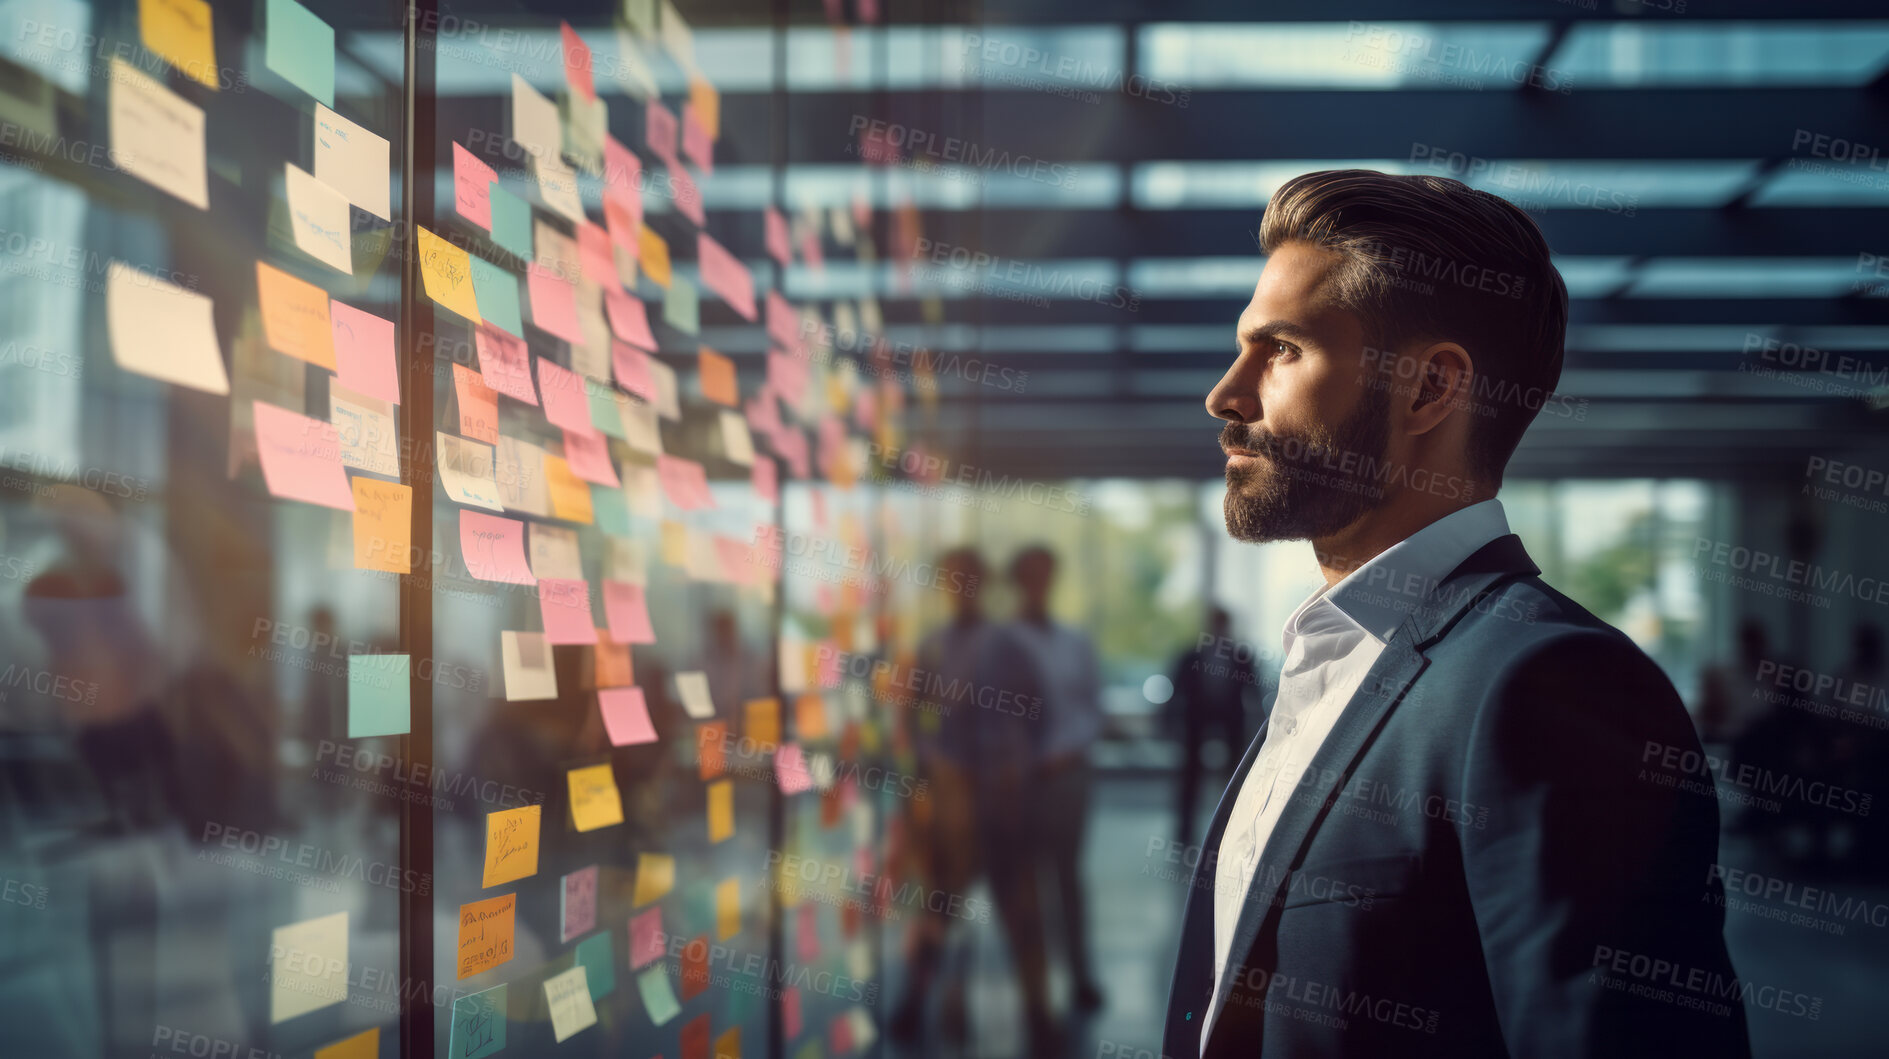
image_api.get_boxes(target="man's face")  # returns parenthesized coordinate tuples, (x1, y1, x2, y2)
(1207, 241, 1392, 543)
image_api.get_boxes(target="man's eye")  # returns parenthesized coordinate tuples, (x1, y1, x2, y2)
(1271, 341, 1296, 358)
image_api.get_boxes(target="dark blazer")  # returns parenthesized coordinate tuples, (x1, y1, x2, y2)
(1164, 535, 1751, 1058)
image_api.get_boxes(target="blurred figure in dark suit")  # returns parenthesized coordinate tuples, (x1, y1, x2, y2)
(1167, 607, 1255, 846)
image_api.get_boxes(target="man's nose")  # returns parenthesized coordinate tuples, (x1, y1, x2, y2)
(1206, 358, 1258, 424)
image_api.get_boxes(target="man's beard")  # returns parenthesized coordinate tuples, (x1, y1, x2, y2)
(1221, 387, 1391, 543)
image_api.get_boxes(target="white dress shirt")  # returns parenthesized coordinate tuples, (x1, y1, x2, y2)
(1010, 619, 1104, 761)
(1202, 499, 1511, 1047)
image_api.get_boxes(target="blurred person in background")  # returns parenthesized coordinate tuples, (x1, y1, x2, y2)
(1166, 170, 1748, 1058)
(1167, 607, 1257, 846)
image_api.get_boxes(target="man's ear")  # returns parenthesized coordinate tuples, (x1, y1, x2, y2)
(1404, 341, 1473, 436)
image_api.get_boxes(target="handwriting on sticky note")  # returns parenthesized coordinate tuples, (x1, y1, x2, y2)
(257, 261, 335, 368)
(285, 162, 353, 274)
(329, 300, 399, 404)
(561, 865, 598, 942)
(456, 893, 515, 980)
(453, 141, 497, 230)
(352, 478, 410, 574)
(452, 364, 499, 444)
(109, 56, 207, 209)
(437, 431, 504, 511)
(480, 804, 541, 888)
(418, 226, 482, 323)
(538, 577, 597, 645)
(315, 104, 391, 221)
(139, 0, 218, 89)
(568, 763, 624, 832)
(449, 984, 507, 1059)
(460, 511, 533, 584)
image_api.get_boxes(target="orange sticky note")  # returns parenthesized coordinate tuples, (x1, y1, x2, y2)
(697, 722, 727, 780)
(689, 75, 720, 140)
(453, 363, 499, 443)
(456, 893, 516, 979)
(544, 455, 595, 523)
(481, 804, 541, 888)
(706, 778, 732, 842)
(638, 223, 671, 289)
(569, 763, 624, 832)
(698, 347, 737, 407)
(713, 1027, 741, 1059)
(256, 261, 335, 369)
(418, 226, 482, 324)
(745, 698, 781, 747)
(715, 877, 739, 940)
(351, 478, 411, 573)
(796, 692, 828, 740)
(594, 637, 634, 688)
(313, 1027, 378, 1059)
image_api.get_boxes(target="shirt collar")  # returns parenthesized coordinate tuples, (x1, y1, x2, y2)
(1287, 499, 1513, 647)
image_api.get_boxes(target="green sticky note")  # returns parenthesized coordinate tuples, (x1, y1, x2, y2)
(636, 965, 680, 1025)
(449, 983, 507, 1059)
(663, 276, 699, 335)
(588, 388, 627, 439)
(264, 0, 335, 107)
(574, 932, 615, 1000)
(469, 256, 524, 337)
(347, 654, 409, 738)
(590, 486, 632, 536)
(489, 184, 533, 262)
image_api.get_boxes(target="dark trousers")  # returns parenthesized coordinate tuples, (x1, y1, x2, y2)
(1038, 757, 1096, 990)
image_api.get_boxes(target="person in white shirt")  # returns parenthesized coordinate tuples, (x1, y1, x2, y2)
(1163, 169, 1748, 1058)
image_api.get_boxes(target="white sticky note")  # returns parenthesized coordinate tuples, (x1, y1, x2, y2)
(438, 432, 504, 511)
(719, 410, 754, 466)
(675, 670, 715, 719)
(529, 523, 584, 581)
(501, 630, 558, 701)
(621, 399, 662, 456)
(606, 537, 648, 584)
(106, 262, 227, 394)
(331, 386, 399, 478)
(647, 358, 680, 420)
(313, 104, 391, 221)
(510, 73, 560, 158)
(286, 163, 354, 274)
(108, 56, 207, 209)
(531, 151, 586, 226)
(270, 911, 348, 1023)
(543, 964, 597, 1043)
(496, 435, 552, 518)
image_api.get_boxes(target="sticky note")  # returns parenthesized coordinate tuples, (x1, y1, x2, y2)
(634, 852, 674, 906)
(621, 400, 662, 456)
(656, 455, 712, 510)
(510, 73, 559, 157)
(437, 431, 504, 511)
(600, 687, 657, 746)
(352, 478, 410, 573)
(108, 56, 207, 209)
(638, 223, 671, 288)
(675, 671, 716, 719)
(140, 0, 218, 89)
(453, 364, 499, 444)
(697, 235, 754, 321)
(314, 1027, 377, 1059)
(106, 261, 227, 394)
(576, 221, 613, 288)
(707, 778, 733, 842)
(285, 163, 352, 274)
(544, 456, 595, 523)
(783, 986, 802, 1039)
(418, 226, 481, 324)
(714, 1027, 741, 1059)
(636, 966, 681, 1026)
(501, 630, 557, 701)
(796, 904, 819, 963)
(532, 151, 585, 224)
(479, 804, 540, 889)
(594, 636, 635, 687)
(715, 877, 740, 940)
(663, 276, 699, 335)
(745, 698, 781, 746)
(796, 693, 829, 739)
(680, 939, 711, 1002)
(563, 429, 619, 487)
(645, 100, 678, 162)
(270, 911, 347, 1022)
(265, 0, 334, 106)
(535, 358, 593, 435)
(451, 141, 497, 229)
(621, 908, 662, 970)
(526, 263, 585, 344)
(449, 984, 507, 1059)
(696, 347, 738, 406)
(346, 654, 409, 738)
(568, 763, 624, 832)
(256, 261, 335, 368)
(720, 412, 756, 467)
(253, 400, 353, 510)
(332, 388, 398, 477)
(667, 162, 703, 227)
(604, 293, 657, 356)
(562, 866, 599, 942)
(456, 893, 515, 980)
(528, 523, 583, 581)
(776, 743, 812, 794)
(314, 104, 391, 221)
(574, 931, 615, 1000)
(460, 511, 533, 584)
(602, 580, 655, 644)
(659, 519, 687, 566)
(468, 256, 523, 338)
(688, 74, 721, 139)
(329, 301, 399, 404)
(489, 184, 533, 260)
(538, 578, 597, 645)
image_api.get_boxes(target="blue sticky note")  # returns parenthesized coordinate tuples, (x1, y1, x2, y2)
(469, 256, 525, 337)
(265, 0, 335, 107)
(574, 932, 615, 1000)
(347, 654, 409, 738)
(449, 983, 507, 1059)
(590, 486, 632, 536)
(489, 184, 533, 262)
(663, 276, 699, 335)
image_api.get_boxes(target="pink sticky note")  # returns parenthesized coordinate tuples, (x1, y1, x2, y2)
(453, 363, 499, 444)
(537, 358, 596, 436)
(765, 208, 792, 266)
(776, 742, 812, 794)
(453, 141, 497, 230)
(603, 580, 656, 644)
(612, 342, 657, 402)
(606, 290, 657, 350)
(799, 228, 824, 272)
(605, 190, 640, 256)
(782, 986, 802, 1039)
(656, 455, 713, 510)
(563, 428, 620, 487)
(751, 457, 777, 504)
(600, 687, 658, 746)
(475, 323, 537, 405)
(854, 386, 878, 431)
(604, 136, 642, 197)
(561, 21, 595, 101)
(697, 233, 755, 321)
(460, 510, 534, 584)
(745, 388, 781, 437)
(796, 903, 820, 963)
(253, 400, 354, 510)
(815, 644, 842, 687)
(778, 428, 810, 479)
(330, 301, 400, 405)
(562, 866, 598, 942)
(577, 221, 615, 288)
(526, 263, 584, 345)
(538, 578, 597, 644)
(715, 536, 750, 585)
(768, 350, 809, 406)
(766, 290, 799, 350)
(629, 907, 664, 969)
(645, 100, 678, 164)
(681, 104, 713, 174)
(666, 162, 703, 227)
(831, 1012, 853, 1054)
(818, 416, 845, 475)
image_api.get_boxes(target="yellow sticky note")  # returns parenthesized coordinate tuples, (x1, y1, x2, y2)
(659, 519, 687, 565)
(456, 893, 516, 979)
(314, 1028, 378, 1059)
(714, 1027, 741, 1059)
(544, 455, 595, 524)
(257, 260, 335, 369)
(481, 804, 541, 888)
(270, 911, 348, 1023)
(689, 75, 720, 140)
(638, 223, 671, 288)
(715, 877, 739, 940)
(569, 763, 624, 832)
(633, 852, 675, 907)
(796, 692, 829, 740)
(707, 778, 732, 843)
(140, 0, 219, 89)
(352, 478, 410, 573)
(745, 697, 781, 747)
(418, 226, 482, 324)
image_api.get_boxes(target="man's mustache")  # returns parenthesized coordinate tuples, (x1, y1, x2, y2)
(1220, 423, 1281, 460)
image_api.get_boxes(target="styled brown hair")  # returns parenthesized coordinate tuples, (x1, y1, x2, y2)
(1258, 169, 1569, 484)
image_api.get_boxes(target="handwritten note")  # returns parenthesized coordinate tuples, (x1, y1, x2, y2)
(480, 804, 541, 888)
(106, 261, 227, 394)
(532, 150, 585, 224)
(352, 478, 410, 574)
(454, 511, 529, 585)
(474, 324, 535, 405)
(270, 911, 347, 1023)
(139, 0, 218, 89)
(453, 364, 499, 444)
(697, 233, 754, 321)
(561, 866, 598, 942)
(108, 57, 207, 209)
(568, 763, 624, 832)
(254, 400, 354, 510)
(448, 984, 507, 1059)
(418, 226, 481, 323)
(328, 301, 399, 404)
(437, 431, 504, 511)
(314, 104, 390, 221)
(637, 223, 672, 288)
(538, 577, 597, 645)
(599, 687, 658, 746)
(285, 163, 352, 274)
(500, 630, 557, 701)
(636, 966, 681, 1026)
(331, 388, 397, 477)
(456, 894, 516, 980)
(563, 428, 620, 487)
(257, 261, 335, 368)
(265, 0, 334, 106)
